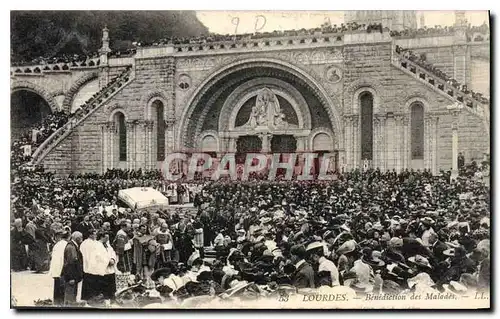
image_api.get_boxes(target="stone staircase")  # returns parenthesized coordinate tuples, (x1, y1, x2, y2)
(30, 67, 134, 165)
(391, 50, 490, 135)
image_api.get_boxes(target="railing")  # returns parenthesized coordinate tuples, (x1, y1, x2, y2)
(172, 33, 345, 53)
(11, 58, 101, 75)
(392, 52, 488, 119)
(30, 67, 134, 164)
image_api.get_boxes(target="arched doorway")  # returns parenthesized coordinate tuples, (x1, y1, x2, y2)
(11, 90, 52, 140)
(178, 60, 341, 153)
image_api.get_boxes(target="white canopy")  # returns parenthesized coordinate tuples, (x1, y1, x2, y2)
(118, 187, 169, 211)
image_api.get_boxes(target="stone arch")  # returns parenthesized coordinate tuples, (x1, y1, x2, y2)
(344, 79, 384, 114)
(177, 57, 343, 150)
(351, 86, 381, 115)
(197, 130, 219, 152)
(62, 72, 99, 112)
(404, 96, 430, 114)
(11, 80, 58, 111)
(218, 77, 312, 132)
(309, 128, 335, 151)
(108, 108, 128, 121)
(141, 89, 169, 120)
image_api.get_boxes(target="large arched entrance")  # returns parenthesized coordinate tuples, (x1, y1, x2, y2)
(11, 90, 52, 139)
(178, 60, 342, 160)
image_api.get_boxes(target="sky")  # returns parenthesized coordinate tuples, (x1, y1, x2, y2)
(196, 11, 489, 35)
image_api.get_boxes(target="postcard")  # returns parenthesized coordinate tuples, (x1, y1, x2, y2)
(10, 10, 490, 310)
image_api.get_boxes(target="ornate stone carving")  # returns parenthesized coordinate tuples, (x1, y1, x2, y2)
(178, 74, 191, 90)
(325, 66, 342, 83)
(238, 87, 297, 130)
(165, 118, 176, 128)
(105, 121, 116, 133)
(126, 120, 136, 129)
(143, 120, 154, 131)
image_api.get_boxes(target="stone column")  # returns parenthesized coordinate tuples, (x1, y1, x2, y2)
(385, 113, 394, 170)
(228, 137, 237, 153)
(402, 115, 410, 170)
(261, 133, 271, 153)
(296, 136, 306, 152)
(105, 121, 116, 170)
(101, 125, 107, 174)
(165, 118, 176, 156)
(372, 115, 379, 169)
(142, 121, 150, 170)
(449, 108, 461, 180)
(394, 115, 404, 172)
(423, 114, 431, 171)
(374, 114, 386, 171)
(126, 121, 136, 170)
(343, 116, 353, 170)
(147, 121, 155, 170)
(352, 116, 359, 169)
(431, 114, 440, 175)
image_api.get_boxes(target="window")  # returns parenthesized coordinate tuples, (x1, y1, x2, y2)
(360, 92, 374, 160)
(154, 101, 166, 161)
(116, 112, 127, 161)
(411, 102, 424, 159)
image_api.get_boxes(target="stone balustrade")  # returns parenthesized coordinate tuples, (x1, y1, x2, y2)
(396, 57, 486, 117)
(11, 58, 101, 75)
(31, 67, 134, 164)
(392, 53, 488, 120)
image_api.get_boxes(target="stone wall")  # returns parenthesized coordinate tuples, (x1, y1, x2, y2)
(39, 39, 489, 175)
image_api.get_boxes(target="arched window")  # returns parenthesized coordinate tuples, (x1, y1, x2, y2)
(360, 92, 374, 160)
(153, 100, 166, 161)
(411, 102, 424, 159)
(115, 112, 127, 161)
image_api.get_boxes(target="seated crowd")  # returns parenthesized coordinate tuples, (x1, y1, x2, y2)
(11, 158, 490, 306)
(395, 45, 489, 104)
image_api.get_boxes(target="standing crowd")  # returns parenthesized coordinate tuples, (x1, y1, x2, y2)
(11, 157, 490, 306)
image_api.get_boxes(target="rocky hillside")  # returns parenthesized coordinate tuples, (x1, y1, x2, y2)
(11, 11, 209, 62)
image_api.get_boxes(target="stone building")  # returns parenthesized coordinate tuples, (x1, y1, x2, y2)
(10, 12, 490, 176)
(344, 10, 417, 31)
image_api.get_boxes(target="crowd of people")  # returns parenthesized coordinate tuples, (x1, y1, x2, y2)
(11, 53, 100, 67)
(131, 22, 385, 48)
(390, 23, 489, 41)
(13, 21, 388, 66)
(11, 111, 70, 169)
(395, 45, 489, 104)
(11, 65, 132, 173)
(10, 155, 490, 307)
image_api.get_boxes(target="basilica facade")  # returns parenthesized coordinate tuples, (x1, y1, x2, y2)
(11, 13, 490, 176)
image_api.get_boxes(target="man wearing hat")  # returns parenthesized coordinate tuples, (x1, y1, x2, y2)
(290, 244, 315, 288)
(307, 242, 339, 287)
(114, 221, 133, 274)
(428, 232, 448, 264)
(49, 229, 69, 306)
